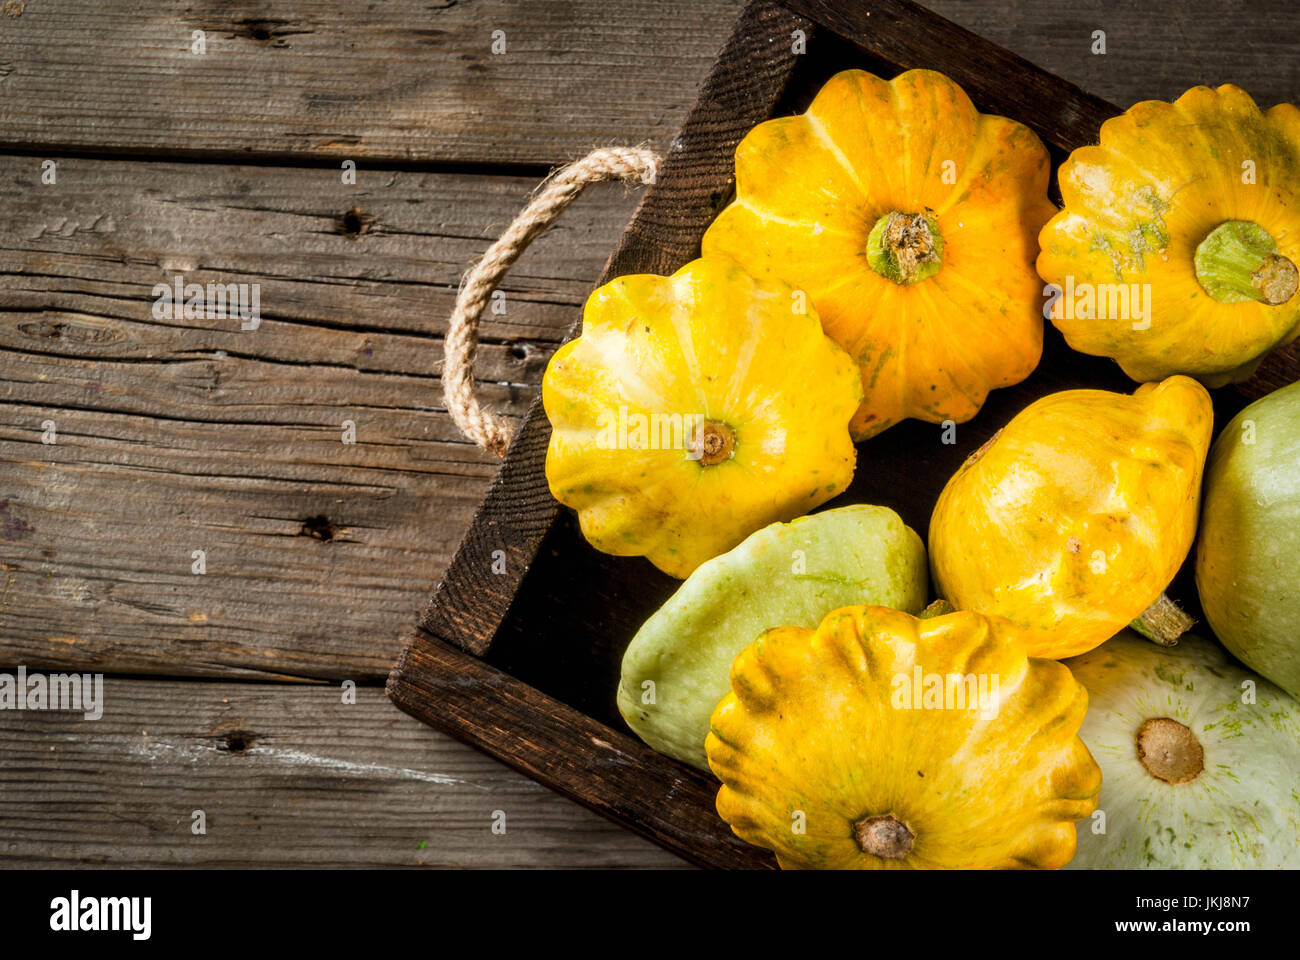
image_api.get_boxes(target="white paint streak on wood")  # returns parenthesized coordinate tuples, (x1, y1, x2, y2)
(131, 737, 538, 790)
(251, 747, 493, 789)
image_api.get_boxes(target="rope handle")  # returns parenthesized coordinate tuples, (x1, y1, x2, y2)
(443, 146, 662, 456)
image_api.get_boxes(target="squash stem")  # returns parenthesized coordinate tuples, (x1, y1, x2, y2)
(854, 814, 914, 859)
(1130, 593, 1194, 647)
(1193, 220, 1298, 305)
(688, 419, 735, 465)
(1136, 718, 1204, 784)
(866, 211, 944, 284)
(919, 598, 955, 619)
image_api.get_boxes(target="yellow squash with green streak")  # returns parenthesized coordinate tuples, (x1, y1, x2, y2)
(707, 606, 1101, 869)
(542, 257, 861, 579)
(1039, 85, 1300, 385)
(703, 68, 1056, 439)
(929, 377, 1213, 658)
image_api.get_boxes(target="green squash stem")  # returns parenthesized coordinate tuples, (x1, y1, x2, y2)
(1193, 220, 1298, 305)
(1129, 592, 1195, 647)
(866, 211, 944, 284)
(919, 598, 955, 619)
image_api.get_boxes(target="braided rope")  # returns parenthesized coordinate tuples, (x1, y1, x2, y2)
(443, 146, 661, 456)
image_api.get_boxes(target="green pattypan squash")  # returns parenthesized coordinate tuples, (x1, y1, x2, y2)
(1197, 379, 1300, 699)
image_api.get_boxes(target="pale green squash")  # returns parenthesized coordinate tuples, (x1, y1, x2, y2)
(1065, 632, 1300, 869)
(1196, 379, 1300, 698)
(617, 505, 927, 770)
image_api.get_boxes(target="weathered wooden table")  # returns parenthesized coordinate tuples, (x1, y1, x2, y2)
(1, 0, 1295, 868)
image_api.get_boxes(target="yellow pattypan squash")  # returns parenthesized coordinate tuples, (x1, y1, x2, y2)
(702, 68, 1056, 439)
(706, 606, 1101, 869)
(929, 376, 1213, 659)
(1039, 85, 1300, 386)
(542, 257, 861, 579)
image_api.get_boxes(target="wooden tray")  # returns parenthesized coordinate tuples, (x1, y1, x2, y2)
(387, 0, 1300, 869)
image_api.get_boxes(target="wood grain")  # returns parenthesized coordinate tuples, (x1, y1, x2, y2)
(921, 0, 1299, 110)
(0, 677, 686, 867)
(0, 0, 1292, 170)
(0, 0, 744, 166)
(784, 0, 1121, 151)
(0, 155, 642, 679)
(389, 629, 772, 869)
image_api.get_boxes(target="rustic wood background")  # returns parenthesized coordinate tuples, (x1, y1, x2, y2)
(1, 0, 1295, 868)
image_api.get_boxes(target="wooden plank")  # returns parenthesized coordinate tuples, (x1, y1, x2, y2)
(1236, 341, 1300, 403)
(784, 0, 1122, 152)
(416, 0, 814, 658)
(921, 0, 1300, 110)
(1, 0, 1291, 169)
(388, 629, 772, 869)
(0, 155, 643, 679)
(0, 0, 744, 166)
(0, 677, 686, 867)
